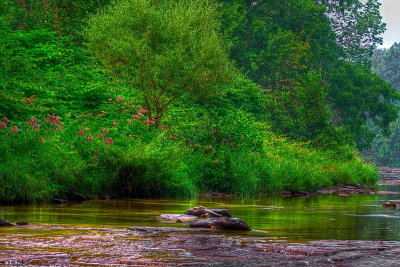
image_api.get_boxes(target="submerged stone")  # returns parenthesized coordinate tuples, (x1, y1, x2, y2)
(382, 202, 399, 209)
(0, 218, 14, 227)
(16, 221, 29, 226)
(190, 217, 250, 231)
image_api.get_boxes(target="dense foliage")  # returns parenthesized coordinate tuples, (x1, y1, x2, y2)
(366, 43, 400, 166)
(0, 0, 395, 203)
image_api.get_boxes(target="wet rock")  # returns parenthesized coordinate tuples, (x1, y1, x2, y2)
(71, 192, 87, 201)
(128, 226, 216, 233)
(16, 221, 29, 226)
(156, 214, 198, 223)
(293, 191, 310, 197)
(199, 192, 231, 197)
(0, 218, 14, 227)
(382, 202, 399, 209)
(343, 183, 364, 189)
(52, 198, 69, 204)
(280, 191, 293, 197)
(100, 194, 111, 200)
(190, 217, 250, 231)
(185, 206, 231, 218)
(198, 213, 215, 219)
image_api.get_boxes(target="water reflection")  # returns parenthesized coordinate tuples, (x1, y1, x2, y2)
(1, 185, 400, 241)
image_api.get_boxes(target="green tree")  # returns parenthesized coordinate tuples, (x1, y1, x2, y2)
(317, 0, 386, 67)
(367, 43, 400, 165)
(86, 0, 233, 121)
(329, 61, 398, 149)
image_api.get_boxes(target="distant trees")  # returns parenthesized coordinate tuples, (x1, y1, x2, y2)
(87, 0, 233, 122)
(367, 44, 400, 165)
(218, 0, 397, 147)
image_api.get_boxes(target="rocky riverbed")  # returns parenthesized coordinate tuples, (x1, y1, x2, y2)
(1, 224, 400, 266)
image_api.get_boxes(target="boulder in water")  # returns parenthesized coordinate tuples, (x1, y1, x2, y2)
(0, 218, 14, 227)
(190, 217, 250, 231)
(184, 206, 231, 218)
(156, 214, 198, 222)
(382, 202, 399, 209)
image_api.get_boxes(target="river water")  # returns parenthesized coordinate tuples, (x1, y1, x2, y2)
(1, 184, 400, 241)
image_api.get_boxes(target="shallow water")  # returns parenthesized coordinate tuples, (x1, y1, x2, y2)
(1, 184, 400, 241)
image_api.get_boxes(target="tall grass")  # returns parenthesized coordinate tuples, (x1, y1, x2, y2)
(0, 95, 378, 203)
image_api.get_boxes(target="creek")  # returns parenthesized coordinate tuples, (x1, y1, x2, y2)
(1, 182, 400, 266)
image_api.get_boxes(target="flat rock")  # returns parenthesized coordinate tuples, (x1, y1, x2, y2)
(156, 214, 198, 222)
(190, 217, 250, 231)
(128, 226, 216, 233)
(185, 206, 231, 218)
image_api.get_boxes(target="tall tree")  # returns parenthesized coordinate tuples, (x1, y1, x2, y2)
(317, 0, 386, 67)
(87, 0, 233, 122)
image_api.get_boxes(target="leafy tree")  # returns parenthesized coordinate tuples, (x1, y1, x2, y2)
(87, 0, 233, 122)
(329, 61, 398, 149)
(317, 0, 386, 67)
(366, 43, 400, 165)
(374, 43, 400, 89)
(218, 0, 338, 89)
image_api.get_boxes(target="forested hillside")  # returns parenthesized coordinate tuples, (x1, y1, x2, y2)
(0, 0, 396, 203)
(366, 43, 400, 166)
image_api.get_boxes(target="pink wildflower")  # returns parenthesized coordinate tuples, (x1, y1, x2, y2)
(107, 98, 113, 101)
(102, 127, 109, 133)
(130, 105, 135, 108)
(88, 135, 93, 140)
(142, 119, 155, 125)
(93, 155, 98, 159)
(2, 117, 9, 123)
(30, 118, 37, 126)
(126, 119, 132, 123)
(140, 108, 150, 114)
(116, 97, 123, 102)
(112, 122, 118, 126)
(101, 111, 107, 114)
(0, 122, 7, 129)
(56, 126, 62, 131)
(46, 114, 60, 126)
(34, 125, 40, 131)
(12, 126, 19, 133)
(78, 130, 85, 135)
(158, 125, 168, 130)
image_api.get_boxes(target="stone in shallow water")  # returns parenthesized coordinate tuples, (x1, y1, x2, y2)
(190, 217, 250, 231)
(0, 218, 13, 227)
(156, 214, 198, 222)
(184, 206, 231, 218)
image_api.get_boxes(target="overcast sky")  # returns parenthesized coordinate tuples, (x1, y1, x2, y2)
(379, 0, 400, 48)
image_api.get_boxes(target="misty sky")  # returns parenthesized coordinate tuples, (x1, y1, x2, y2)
(380, 0, 400, 48)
